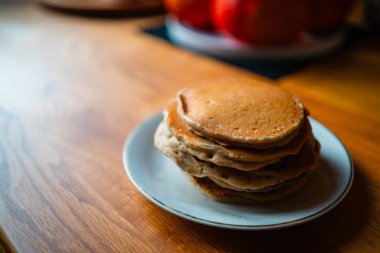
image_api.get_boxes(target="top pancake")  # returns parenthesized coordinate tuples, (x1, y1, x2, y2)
(166, 100, 311, 165)
(177, 78, 305, 148)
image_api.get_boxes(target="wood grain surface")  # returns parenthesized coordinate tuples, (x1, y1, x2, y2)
(0, 1, 379, 252)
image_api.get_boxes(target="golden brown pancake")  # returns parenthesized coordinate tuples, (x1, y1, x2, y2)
(177, 78, 305, 148)
(204, 139, 318, 191)
(192, 172, 312, 202)
(154, 121, 319, 192)
(166, 100, 312, 168)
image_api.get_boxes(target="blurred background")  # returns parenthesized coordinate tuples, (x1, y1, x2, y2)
(29, 0, 379, 79)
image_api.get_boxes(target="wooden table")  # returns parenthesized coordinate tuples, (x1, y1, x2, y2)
(1, 1, 379, 252)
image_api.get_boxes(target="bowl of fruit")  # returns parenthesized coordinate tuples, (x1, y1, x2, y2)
(164, 0, 354, 61)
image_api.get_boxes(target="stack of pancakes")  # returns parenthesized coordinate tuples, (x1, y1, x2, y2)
(154, 78, 320, 202)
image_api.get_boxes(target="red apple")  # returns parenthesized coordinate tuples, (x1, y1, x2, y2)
(212, 0, 308, 45)
(164, 0, 212, 30)
(305, 0, 354, 32)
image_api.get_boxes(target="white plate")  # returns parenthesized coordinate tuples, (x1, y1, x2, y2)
(123, 114, 354, 230)
(166, 15, 345, 61)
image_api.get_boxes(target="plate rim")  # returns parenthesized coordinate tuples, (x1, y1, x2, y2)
(123, 113, 354, 230)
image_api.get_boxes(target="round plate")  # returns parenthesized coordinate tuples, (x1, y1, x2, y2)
(123, 113, 354, 230)
(166, 15, 345, 61)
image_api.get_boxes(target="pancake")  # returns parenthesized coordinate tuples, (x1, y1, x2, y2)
(154, 77, 320, 203)
(155, 120, 319, 191)
(159, 116, 318, 177)
(209, 173, 307, 193)
(177, 78, 305, 148)
(163, 113, 278, 171)
(204, 139, 318, 191)
(192, 172, 312, 202)
(166, 100, 312, 167)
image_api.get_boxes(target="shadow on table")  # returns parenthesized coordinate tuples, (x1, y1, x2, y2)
(144, 162, 372, 252)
